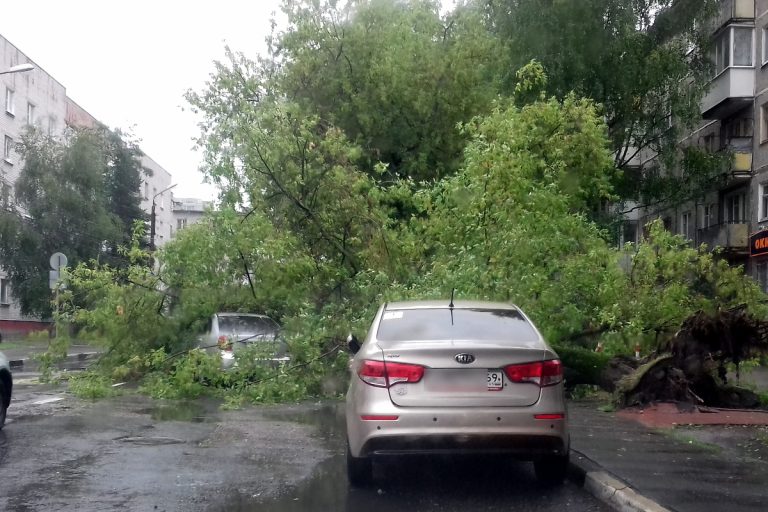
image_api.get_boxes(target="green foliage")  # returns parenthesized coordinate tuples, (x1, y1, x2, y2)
(419, 88, 622, 342)
(34, 333, 69, 383)
(554, 345, 612, 386)
(0, 126, 145, 316)
(485, 0, 718, 173)
(49, 9, 768, 407)
(68, 372, 117, 400)
(271, 0, 502, 182)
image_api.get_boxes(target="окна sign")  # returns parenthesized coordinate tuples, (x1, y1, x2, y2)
(750, 230, 768, 257)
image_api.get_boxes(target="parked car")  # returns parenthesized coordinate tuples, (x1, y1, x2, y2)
(0, 350, 12, 430)
(345, 300, 569, 487)
(198, 313, 289, 369)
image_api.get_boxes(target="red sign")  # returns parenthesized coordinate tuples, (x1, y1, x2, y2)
(750, 230, 768, 257)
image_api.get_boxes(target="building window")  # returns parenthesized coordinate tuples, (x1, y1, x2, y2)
(763, 26, 768, 65)
(27, 102, 35, 125)
(622, 221, 637, 246)
(724, 192, 746, 222)
(177, 218, 188, 230)
(762, 103, 768, 143)
(761, 183, 768, 221)
(144, 182, 149, 200)
(733, 27, 753, 66)
(0, 278, 8, 305)
(713, 26, 754, 75)
(703, 203, 716, 227)
(4, 88, 14, 116)
(3, 136, 13, 163)
(703, 133, 716, 152)
(681, 211, 693, 240)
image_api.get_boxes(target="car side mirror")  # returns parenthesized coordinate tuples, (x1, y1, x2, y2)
(347, 333, 361, 354)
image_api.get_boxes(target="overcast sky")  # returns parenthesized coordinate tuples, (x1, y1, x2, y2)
(0, 0, 284, 200)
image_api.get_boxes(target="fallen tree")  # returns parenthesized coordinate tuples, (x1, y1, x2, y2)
(615, 309, 768, 408)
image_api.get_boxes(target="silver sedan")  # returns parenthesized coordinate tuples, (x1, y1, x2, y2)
(345, 300, 569, 486)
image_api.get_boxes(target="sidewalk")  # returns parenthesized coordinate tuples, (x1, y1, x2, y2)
(0, 340, 101, 369)
(569, 398, 768, 512)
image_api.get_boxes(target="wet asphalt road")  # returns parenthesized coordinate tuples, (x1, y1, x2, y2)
(0, 376, 611, 512)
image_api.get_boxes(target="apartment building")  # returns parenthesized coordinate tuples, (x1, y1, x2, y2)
(0, 34, 176, 335)
(632, 0, 768, 291)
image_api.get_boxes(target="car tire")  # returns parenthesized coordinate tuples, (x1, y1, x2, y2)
(0, 380, 7, 430)
(533, 452, 569, 485)
(346, 441, 372, 487)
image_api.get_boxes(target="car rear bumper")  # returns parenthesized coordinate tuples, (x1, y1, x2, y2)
(348, 405, 568, 458)
(362, 432, 567, 458)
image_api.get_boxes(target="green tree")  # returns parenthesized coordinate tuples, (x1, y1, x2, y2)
(101, 128, 147, 259)
(159, 207, 315, 321)
(420, 66, 621, 342)
(196, 0, 502, 184)
(418, 64, 766, 350)
(0, 127, 145, 317)
(483, 0, 719, 206)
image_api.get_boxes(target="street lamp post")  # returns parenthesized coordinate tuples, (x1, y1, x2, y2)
(0, 63, 34, 76)
(150, 184, 177, 251)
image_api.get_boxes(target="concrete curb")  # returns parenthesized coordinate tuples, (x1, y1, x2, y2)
(8, 351, 100, 370)
(569, 450, 672, 512)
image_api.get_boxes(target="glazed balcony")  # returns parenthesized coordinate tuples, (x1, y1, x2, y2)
(697, 221, 749, 252)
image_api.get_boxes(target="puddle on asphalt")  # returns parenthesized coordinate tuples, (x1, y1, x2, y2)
(262, 401, 346, 447)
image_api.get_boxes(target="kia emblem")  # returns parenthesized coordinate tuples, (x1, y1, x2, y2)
(455, 353, 475, 364)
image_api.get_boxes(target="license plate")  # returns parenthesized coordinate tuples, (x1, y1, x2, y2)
(487, 369, 504, 391)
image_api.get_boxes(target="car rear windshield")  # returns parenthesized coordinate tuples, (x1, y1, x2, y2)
(218, 316, 278, 336)
(376, 308, 539, 343)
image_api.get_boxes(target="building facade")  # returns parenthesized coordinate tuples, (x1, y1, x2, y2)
(171, 197, 213, 238)
(140, 154, 174, 248)
(0, 33, 177, 336)
(630, 0, 768, 293)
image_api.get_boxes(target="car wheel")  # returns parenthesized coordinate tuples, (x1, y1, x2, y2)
(346, 441, 372, 487)
(0, 380, 7, 430)
(534, 452, 569, 485)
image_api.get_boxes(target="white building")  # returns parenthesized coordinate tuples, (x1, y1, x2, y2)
(0, 33, 176, 335)
(171, 197, 213, 238)
(140, 154, 174, 248)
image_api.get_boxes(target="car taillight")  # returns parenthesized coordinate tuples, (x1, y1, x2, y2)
(357, 360, 425, 388)
(217, 335, 233, 352)
(503, 360, 562, 387)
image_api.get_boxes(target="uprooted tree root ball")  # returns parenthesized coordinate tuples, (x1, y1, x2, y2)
(614, 309, 768, 409)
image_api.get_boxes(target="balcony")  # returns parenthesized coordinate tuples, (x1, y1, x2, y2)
(697, 221, 749, 252)
(726, 136, 753, 175)
(702, 68, 755, 119)
(713, 0, 754, 31)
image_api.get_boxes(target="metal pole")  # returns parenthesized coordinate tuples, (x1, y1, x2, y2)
(150, 200, 156, 251)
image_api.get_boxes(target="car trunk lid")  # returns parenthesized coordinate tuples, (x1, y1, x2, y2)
(380, 341, 547, 407)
